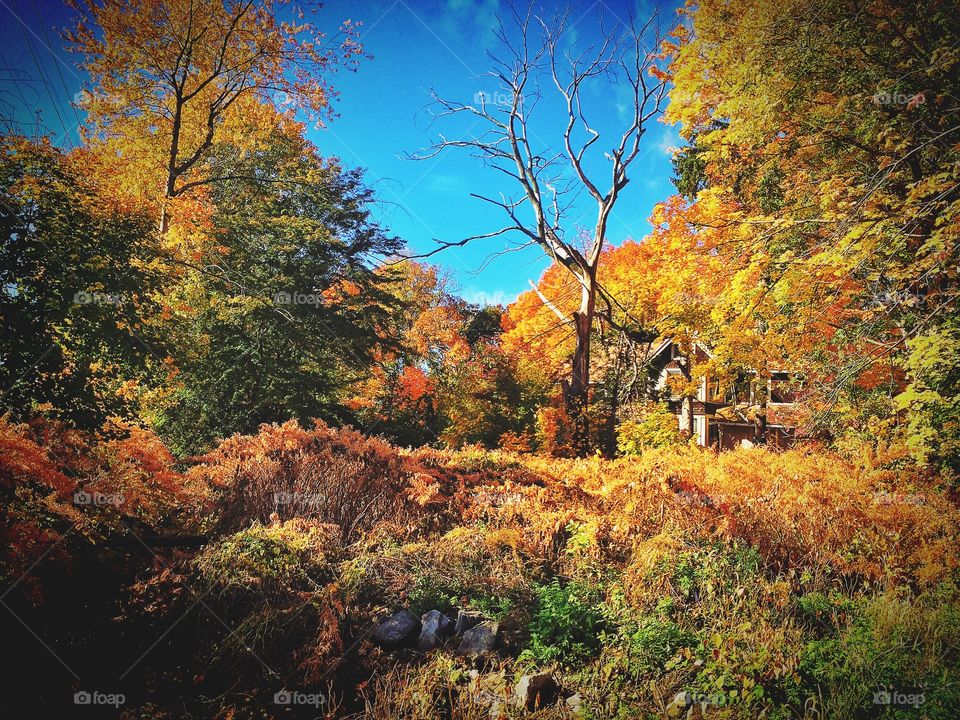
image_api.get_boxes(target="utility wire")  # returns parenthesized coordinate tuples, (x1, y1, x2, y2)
(33, 1, 83, 136)
(13, 2, 73, 146)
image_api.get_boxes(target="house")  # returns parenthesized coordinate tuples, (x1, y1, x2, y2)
(646, 339, 797, 450)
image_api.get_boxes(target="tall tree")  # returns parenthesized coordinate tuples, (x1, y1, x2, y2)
(67, 0, 366, 232)
(414, 6, 669, 454)
(666, 0, 960, 461)
(148, 127, 402, 455)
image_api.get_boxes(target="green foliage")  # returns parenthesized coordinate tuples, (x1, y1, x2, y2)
(669, 542, 763, 603)
(522, 579, 607, 666)
(152, 133, 402, 455)
(617, 403, 684, 455)
(799, 586, 960, 719)
(0, 138, 164, 428)
(623, 614, 693, 672)
(407, 571, 514, 620)
(896, 323, 960, 477)
(194, 521, 338, 592)
(671, 142, 709, 200)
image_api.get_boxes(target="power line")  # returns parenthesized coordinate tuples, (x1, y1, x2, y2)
(12, 1, 74, 146)
(33, 1, 83, 136)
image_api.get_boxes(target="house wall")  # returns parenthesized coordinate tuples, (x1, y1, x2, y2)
(677, 404, 708, 446)
(715, 423, 755, 450)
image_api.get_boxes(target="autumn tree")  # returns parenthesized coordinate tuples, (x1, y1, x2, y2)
(0, 136, 165, 428)
(415, 6, 670, 454)
(147, 126, 402, 455)
(351, 262, 537, 449)
(67, 0, 366, 233)
(665, 0, 960, 464)
(503, 211, 727, 453)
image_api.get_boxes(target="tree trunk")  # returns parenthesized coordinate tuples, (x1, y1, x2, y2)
(756, 379, 768, 445)
(567, 272, 596, 456)
(159, 201, 170, 236)
(681, 351, 695, 439)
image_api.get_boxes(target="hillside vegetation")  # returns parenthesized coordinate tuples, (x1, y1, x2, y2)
(3, 417, 957, 718)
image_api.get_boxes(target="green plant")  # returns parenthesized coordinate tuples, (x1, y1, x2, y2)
(521, 579, 607, 665)
(799, 587, 960, 719)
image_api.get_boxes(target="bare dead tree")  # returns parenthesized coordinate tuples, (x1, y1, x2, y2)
(411, 4, 668, 454)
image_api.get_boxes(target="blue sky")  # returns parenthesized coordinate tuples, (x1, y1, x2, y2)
(1, 0, 684, 306)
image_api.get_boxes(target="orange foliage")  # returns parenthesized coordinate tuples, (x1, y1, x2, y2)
(0, 415, 204, 603)
(398, 366, 433, 405)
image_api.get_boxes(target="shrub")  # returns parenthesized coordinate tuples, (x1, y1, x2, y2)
(800, 586, 960, 719)
(616, 402, 684, 455)
(347, 525, 534, 621)
(191, 420, 418, 541)
(522, 579, 607, 666)
(129, 518, 345, 701)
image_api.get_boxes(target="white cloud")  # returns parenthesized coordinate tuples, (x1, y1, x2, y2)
(654, 125, 684, 158)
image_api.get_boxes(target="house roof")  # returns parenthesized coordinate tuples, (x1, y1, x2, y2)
(649, 337, 715, 362)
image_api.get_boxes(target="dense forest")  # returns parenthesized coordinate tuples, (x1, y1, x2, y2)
(1, 0, 958, 717)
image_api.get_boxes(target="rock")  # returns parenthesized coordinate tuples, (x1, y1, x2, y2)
(565, 692, 583, 713)
(418, 609, 453, 651)
(454, 609, 483, 636)
(666, 691, 692, 717)
(418, 629, 443, 651)
(422, 609, 452, 635)
(372, 609, 420, 647)
(514, 672, 561, 710)
(456, 621, 498, 656)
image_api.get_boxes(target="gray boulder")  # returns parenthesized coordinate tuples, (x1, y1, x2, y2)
(418, 609, 453, 651)
(565, 693, 583, 714)
(514, 672, 561, 710)
(372, 609, 420, 647)
(456, 621, 499, 656)
(454, 609, 483, 635)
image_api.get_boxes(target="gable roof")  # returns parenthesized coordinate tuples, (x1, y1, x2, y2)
(648, 337, 715, 363)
